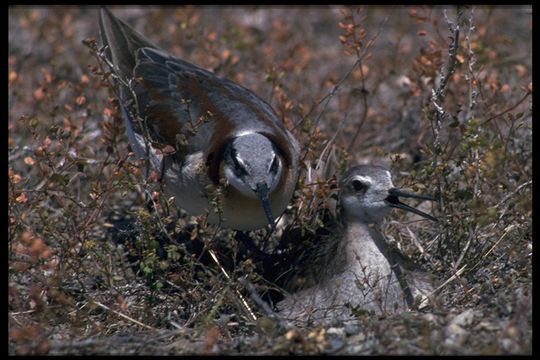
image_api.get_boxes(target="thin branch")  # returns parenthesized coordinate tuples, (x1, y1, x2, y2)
(464, 6, 477, 125)
(425, 265, 467, 298)
(494, 180, 532, 209)
(453, 223, 478, 271)
(481, 91, 531, 125)
(431, 8, 462, 152)
(93, 300, 155, 330)
(238, 277, 290, 330)
(294, 59, 359, 133)
(346, 16, 388, 153)
(207, 249, 257, 321)
(297, 59, 360, 163)
(481, 224, 519, 260)
(296, 11, 387, 159)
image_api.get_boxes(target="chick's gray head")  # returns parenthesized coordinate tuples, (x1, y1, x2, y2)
(339, 165, 438, 224)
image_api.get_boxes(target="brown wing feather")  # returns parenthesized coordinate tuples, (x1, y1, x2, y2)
(100, 9, 298, 186)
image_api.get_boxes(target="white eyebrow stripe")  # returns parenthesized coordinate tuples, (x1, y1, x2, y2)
(235, 154, 248, 169)
(268, 152, 277, 171)
(353, 175, 372, 184)
(234, 130, 257, 137)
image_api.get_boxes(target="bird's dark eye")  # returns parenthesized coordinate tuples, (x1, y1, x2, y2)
(352, 180, 367, 192)
(231, 150, 248, 176)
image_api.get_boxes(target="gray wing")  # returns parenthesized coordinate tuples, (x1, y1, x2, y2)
(369, 227, 436, 307)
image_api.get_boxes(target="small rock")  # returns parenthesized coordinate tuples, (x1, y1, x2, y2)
(284, 329, 303, 342)
(476, 320, 500, 332)
(323, 338, 345, 354)
(348, 332, 366, 343)
(450, 309, 476, 327)
(444, 323, 468, 348)
(501, 338, 515, 352)
(344, 323, 361, 336)
(326, 327, 345, 337)
(421, 313, 439, 325)
(255, 317, 278, 337)
(345, 334, 377, 355)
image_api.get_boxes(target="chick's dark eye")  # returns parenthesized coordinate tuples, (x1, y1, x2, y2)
(352, 180, 367, 192)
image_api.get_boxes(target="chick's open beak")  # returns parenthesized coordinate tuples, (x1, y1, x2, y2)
(385, 188, 438, 222)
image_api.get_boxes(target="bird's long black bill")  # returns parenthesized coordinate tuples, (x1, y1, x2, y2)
(256, 183, 276, 231)
(386, 188, 438, 222)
